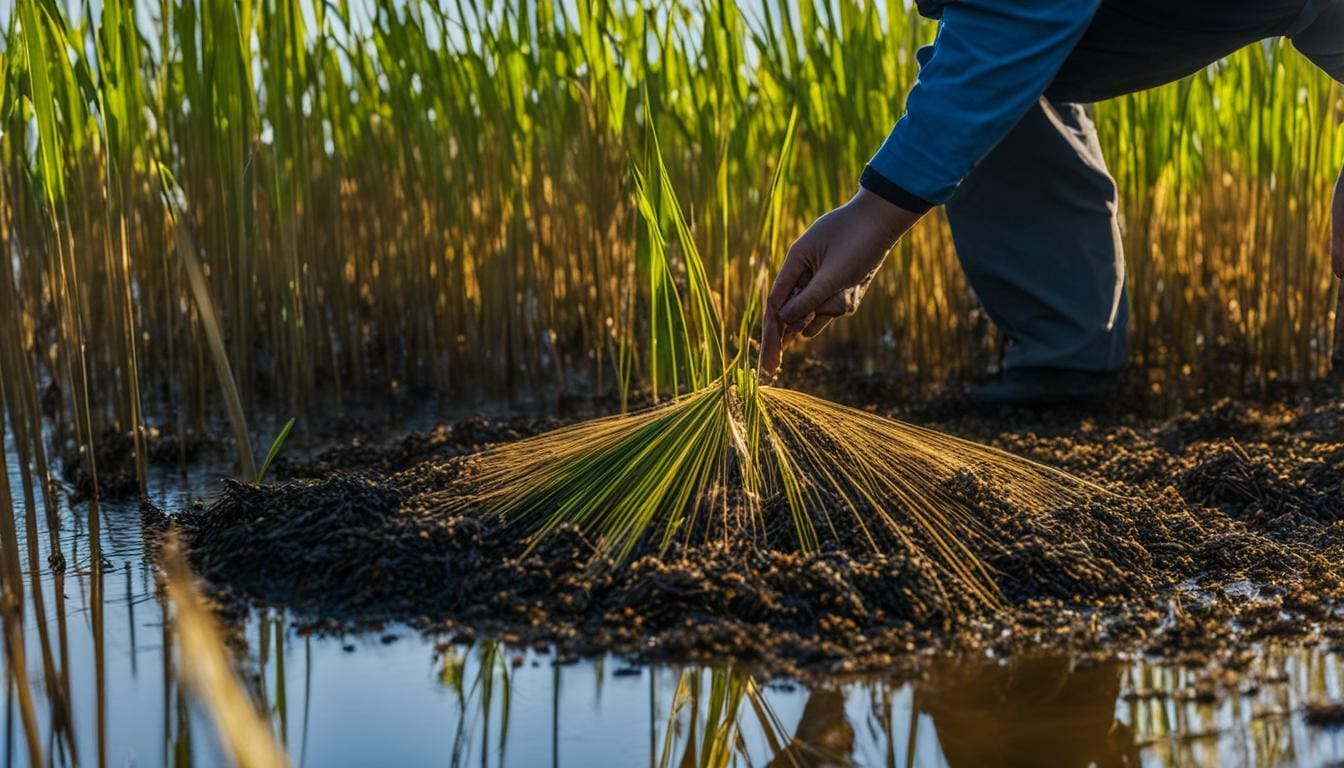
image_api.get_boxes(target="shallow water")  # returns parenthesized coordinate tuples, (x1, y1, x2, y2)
(3, 445, 1343, 767)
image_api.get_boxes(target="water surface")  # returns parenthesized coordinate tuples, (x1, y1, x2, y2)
(4, 445, 1343, 767)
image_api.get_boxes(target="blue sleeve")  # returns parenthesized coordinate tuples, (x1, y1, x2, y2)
(862, 0, 1102, 211)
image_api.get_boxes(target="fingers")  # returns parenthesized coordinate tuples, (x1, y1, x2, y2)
(767, 246, 811, 314)
(798, 290, 857, 339)
(800, 314, 833, 339)
(762, 309, 814, 378)
(759, 310, 783, 379)
(813, 291, 853, 318)
(762, 238, 820, 378)
(777, 278, 835, 328)
(765, 288, 856, 376)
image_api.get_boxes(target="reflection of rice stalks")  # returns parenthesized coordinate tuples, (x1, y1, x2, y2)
(0, 424, 43, 767)
(656, 666, 800, 768)
(650, 667, 849, 768)
(438, 642, 512, 767)
(443, 371, 1102, 608)
(161, 537, 290, 768)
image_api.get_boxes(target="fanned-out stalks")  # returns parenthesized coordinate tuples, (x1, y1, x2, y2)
(442, 373, 1104, 608)
(756, 387, 1106, 606)
(441, 385, 737, 565)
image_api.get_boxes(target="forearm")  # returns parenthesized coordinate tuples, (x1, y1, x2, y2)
(863, 0, 1101, 208)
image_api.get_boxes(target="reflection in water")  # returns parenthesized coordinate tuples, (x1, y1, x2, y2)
(917, 654, 1136, 767)
(0, 453, 1343, 766)
(765, 690, 854, 767)
(652, 666, 795, 768)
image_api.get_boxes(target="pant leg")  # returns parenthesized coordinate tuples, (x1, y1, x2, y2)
(944, 98, 1127, 374)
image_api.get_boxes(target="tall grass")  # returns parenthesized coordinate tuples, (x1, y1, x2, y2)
(0, 0, 1339, 470)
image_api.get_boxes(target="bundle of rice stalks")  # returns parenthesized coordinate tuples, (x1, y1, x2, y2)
(441, 368, 1102, 608)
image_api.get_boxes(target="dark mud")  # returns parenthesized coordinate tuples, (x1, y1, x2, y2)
(64, 424, 208, 502)
(178, 375, 1344, 682)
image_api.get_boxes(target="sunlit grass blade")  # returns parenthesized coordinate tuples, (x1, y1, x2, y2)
(161, 537, 290, 768)
(156, 163, 258, 480)
(257, 417, 297, 483)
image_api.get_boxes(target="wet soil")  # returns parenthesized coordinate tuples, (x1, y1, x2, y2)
(176, 367, 1344, 682)
(63, 424, 209, 503)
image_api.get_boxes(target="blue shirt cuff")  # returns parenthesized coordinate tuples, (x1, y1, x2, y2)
(859, 165, 935, 214)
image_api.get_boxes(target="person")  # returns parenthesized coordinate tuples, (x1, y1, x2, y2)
(759, 0, 1344, 403)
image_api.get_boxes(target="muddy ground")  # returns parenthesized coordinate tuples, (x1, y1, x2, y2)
(169, 364, 1344, 682)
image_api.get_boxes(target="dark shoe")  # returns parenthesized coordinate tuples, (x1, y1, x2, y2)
(967, 367, 1119, 406)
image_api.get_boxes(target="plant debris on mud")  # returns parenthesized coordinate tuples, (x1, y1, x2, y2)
(176, 379, 1344, 680)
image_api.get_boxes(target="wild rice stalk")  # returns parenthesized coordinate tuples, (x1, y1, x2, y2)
(0, 383, 43, 768)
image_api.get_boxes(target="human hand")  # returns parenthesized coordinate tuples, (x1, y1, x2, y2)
(759, 188, 923, 378)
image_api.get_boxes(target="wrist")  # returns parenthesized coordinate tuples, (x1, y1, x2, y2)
(850, 187, 923, 246)
(858, 164, 934, 215)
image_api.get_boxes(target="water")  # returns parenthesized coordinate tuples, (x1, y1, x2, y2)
(4, 446, 1344, 767)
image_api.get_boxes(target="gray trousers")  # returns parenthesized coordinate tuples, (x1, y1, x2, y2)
(945, 101, 1126, 373)
(943, 0, 1343, 374)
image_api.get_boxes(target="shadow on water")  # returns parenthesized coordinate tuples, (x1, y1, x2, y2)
(1, 448, 1343, 766)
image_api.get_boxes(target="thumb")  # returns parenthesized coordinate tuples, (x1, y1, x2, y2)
(759, 311, 784, 379)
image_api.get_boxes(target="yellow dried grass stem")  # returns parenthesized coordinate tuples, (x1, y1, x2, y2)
(161, 538, 290, 768)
